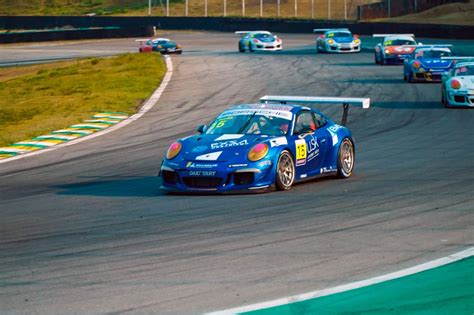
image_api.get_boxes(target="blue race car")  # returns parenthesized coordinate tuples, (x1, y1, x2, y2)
(314, 28, 361, 53)
(159, 96, 370, 194)
(403, 45, 454, 82)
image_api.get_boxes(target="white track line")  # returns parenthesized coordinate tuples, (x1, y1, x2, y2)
(0, 55, 173, 165)
(206, 247, 474, 315)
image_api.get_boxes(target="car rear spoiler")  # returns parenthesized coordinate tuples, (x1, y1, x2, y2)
(373, 34, 415, 38)
(441, 56, 474, 60)
(314, 28, 349, 33)
(260, 95, 370, 126)
(135, 39, 151, 42)
(416, 45, 453, 49)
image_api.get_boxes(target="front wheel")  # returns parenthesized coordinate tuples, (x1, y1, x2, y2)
(374, 53, 379, 64)
(337, 138, 355, 179)
(238, 42, 245, 53)
(248, 43, 254, 53)
(276, 150, 295, 191)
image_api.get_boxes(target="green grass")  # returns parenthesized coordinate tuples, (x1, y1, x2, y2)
(0, 53, 166, 147)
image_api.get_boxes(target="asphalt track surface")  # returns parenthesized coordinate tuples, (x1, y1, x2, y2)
(0, 32, 473, 314)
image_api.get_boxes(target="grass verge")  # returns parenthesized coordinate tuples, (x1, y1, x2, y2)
(0, 53, 166, 147)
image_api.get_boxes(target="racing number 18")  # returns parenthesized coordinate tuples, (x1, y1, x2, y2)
(296, 140, 307, 160)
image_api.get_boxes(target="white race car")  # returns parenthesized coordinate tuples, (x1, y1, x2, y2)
(441, 58, 474, 108)
(236, 31, 282, 52)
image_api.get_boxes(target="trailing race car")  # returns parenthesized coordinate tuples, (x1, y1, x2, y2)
(159, 96, 370, 194)
(136, 38, 183, 54)
(314, 28, 361, 53)
(374, 34, 419, 65)
(441, 58, 474, 108)
(403, 45, 454, 83)
(236, 31, 282, 52)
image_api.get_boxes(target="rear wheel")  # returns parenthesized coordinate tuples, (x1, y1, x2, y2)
(337, 139, 354, 179)
(276, 150, 295, 191)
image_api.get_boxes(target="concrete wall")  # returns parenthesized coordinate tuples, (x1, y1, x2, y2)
(0, 16, 473, 41)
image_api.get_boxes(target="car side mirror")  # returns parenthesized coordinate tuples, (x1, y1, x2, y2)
(197, 124, 206, 134)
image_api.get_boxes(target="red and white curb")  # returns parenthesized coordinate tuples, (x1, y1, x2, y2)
(0, 55, 172, 164)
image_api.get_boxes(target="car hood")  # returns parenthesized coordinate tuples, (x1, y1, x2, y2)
(386, 46, 416, 54)
(332, 36, 353, 43)
(255, 36, 277, 43)
(451, 76, 474, 88)
(179, 134, 275, 162)
(419, 58, 452, 69)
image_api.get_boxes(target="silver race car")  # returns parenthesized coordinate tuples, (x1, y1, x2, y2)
(236, 31, 283, 52)
(314, 28, 361, 53)
(441, 58, 474, 108)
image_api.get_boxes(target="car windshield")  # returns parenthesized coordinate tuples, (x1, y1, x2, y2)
(327, 32, 351, 38)
(455, 65, 474, 76)
(205, 111, 290, 136)
(254, 33, 275, 40)
(415, 50, 452, 59)
(385, 39, 416, 46)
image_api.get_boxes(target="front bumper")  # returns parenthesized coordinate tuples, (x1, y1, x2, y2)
(160, 160, 276, 194)
(159, 48, 183, 54)
(327, 43, 360, 53)
(447, 91, 474, 107)
(254, 44, 282, 51)
(385, 54, 411, 64)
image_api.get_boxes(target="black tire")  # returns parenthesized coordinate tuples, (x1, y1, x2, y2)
(374, 53, 379, 64)
(248, 43, 254, 53)
(408, 72, 414, 83)
(275, 150, 295, 191)
(442, 88, 449, 108)
(337, 138, 355, 179)
(238, 42, 245, 53)
(380, 54, 386, 65)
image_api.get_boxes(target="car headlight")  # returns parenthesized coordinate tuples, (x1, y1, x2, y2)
(166, 142, 182, 160)
(327, 39, 334, 45)
(353, 39, 360, 44)
(248, 143, 269, 162)
(451, 79, 461, 90)
(384, 49, 390, 54)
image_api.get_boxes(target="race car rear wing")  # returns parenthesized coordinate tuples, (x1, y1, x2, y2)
(314, 28, 349, 33)
(373, 34, 415, 38)
(235, 31, 268, 36)
(416, 45, 452, 48)
(260, 95, 370, 125)
(441, 56, 474, 61)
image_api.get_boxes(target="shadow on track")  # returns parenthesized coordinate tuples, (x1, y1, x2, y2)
(55, 176, 164, 197)
(342, 79, 406, 84)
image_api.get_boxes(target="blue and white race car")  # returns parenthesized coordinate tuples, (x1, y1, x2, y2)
(236, 31, 283, 52)
(314, 28, 361, 53)
(159, 96, 370, 194)
(403, 46, 454, 82)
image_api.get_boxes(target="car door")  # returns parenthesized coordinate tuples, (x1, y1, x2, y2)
(292, 110, 330, 180)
